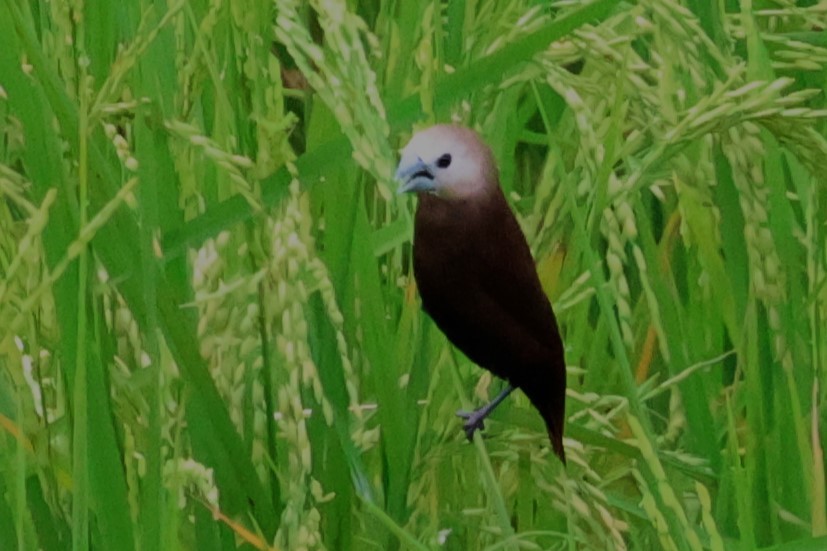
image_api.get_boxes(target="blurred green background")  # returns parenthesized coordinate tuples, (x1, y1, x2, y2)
(1, 0, 826, 549)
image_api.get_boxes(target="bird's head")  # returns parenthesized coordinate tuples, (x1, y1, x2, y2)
(396, 125, 499, 200)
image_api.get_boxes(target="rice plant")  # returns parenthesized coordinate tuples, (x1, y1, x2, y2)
(0, 0, 826, 549)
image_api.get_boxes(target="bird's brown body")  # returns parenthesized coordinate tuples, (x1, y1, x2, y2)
(397, 124, 566, 463)
(413, 190, 566, 461)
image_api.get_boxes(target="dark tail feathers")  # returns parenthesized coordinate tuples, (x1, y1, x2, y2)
(520, 384, 566, 464)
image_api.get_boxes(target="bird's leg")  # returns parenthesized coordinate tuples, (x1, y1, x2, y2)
(456, 385, 515, 441)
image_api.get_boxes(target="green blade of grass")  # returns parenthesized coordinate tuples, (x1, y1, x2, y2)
(134, 86, 166, 551)
(71, 35, 92, 548)
(85, 338, 137, 550)
(25, 474, 66, 551)
(0, 477, 19, 550)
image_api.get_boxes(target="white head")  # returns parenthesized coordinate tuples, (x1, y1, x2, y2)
(396, 125, 499, 200)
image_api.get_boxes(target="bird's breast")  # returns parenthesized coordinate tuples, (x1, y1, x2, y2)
(412, 196, 475, 298)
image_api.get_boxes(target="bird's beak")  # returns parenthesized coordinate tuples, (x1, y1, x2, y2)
(396, 156, 436, 194)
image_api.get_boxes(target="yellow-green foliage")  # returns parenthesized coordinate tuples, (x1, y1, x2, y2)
(0, 1, 826, 550)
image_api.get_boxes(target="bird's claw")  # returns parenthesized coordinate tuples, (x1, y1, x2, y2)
(456, 409, 486, 441)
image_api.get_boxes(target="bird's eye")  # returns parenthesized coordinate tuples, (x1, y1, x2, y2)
(436, 154, 452, 168)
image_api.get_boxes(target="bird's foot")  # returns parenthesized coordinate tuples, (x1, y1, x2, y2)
(456, 408, 487, 441)
(456, 386, 515, 442)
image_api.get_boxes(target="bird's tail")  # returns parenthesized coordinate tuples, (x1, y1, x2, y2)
(522, 385, 566, 465)
(540, 407, 566, 465)
(545, 415, 566, 465)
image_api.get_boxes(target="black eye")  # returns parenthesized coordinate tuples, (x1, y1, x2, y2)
(436, 154, 452, 168)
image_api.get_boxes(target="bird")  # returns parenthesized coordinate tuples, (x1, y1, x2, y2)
(396, 124, 567, 463)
